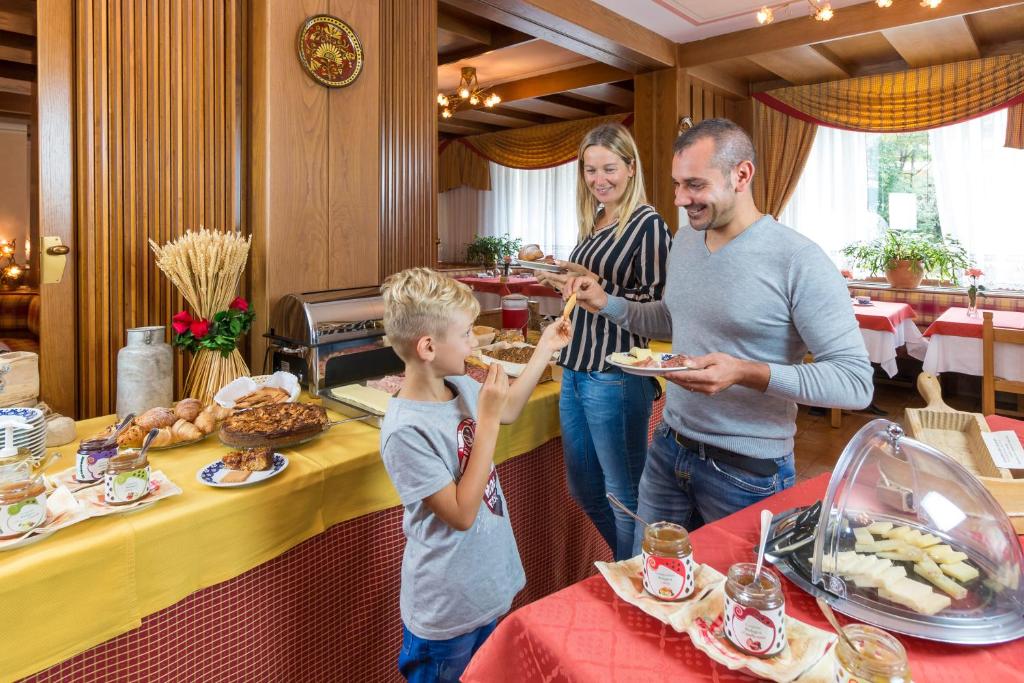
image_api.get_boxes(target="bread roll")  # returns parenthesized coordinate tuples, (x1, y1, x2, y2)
(150, 427, 174, 448)
(137, 407, 177, 430)
(171, 418, 203, 442)
(46, 416, 78, 447)
(204, 403, 233, 422)
(518, 244, 543, 261)
(193, 410, 217, 435)
(174, 398, 203, 422)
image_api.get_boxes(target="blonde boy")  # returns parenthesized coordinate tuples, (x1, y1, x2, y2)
(379, 268, 570, 683)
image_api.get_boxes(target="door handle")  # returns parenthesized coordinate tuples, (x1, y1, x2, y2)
(41, 236, 69, 284)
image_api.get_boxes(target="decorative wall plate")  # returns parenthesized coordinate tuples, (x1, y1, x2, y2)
(297, 15, 363, 88)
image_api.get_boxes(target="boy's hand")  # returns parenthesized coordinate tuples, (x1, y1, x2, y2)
(537, 317, 572, 353)
(564, 275, 607, 313)
(477, 363, 509, 424)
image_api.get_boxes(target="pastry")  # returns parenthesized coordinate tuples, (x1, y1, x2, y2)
(117, 423, 148, 448)
(222, 447, 274, 471)
(220, 403, 328, 448)
(150, 427, 174, 448)
(205, 403, 233, 421)
(234, 386, 290, 409)
(193, 410, 217, 435)
(171, 418, 203, 442)
(220, 470, 252, 484)
(136, 407, 177, 430)
(173, 398, 203, 422)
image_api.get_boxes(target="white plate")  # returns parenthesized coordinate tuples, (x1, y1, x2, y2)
(214, 372, 301, 408)
(475, 342, 557, 378)
(512, 259, 566, 274)
(605, 353, 694, 376)
(852, 302, 874, 307)
(197, 454, 288, 487)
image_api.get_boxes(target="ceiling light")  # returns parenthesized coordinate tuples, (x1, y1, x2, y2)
(920, 0, 941, 7)
(441, 108, 452, 119)
(436, 93, 448, 107)
(876, 0, 892, 7)
(756, 6, 775, 24)
(437, 66, 500, 120)
(813, 2, 834, 20)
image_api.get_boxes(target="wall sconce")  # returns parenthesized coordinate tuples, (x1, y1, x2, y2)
(0, 239, 26, 288)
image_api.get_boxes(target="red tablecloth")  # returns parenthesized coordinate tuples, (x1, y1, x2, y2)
(987, 415, 1024, 445)
(456, 276, 539, 297)
(924, 307, 1024, 339)
(463, 474, 1024, 682)
(853, 300, 917, 334)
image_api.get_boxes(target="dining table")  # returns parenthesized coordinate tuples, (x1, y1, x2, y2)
(922, 307, 1024, 381)
(463, 416, 1024, 682)
(455, 274, 539, 297)
(852, 299, 928, 378)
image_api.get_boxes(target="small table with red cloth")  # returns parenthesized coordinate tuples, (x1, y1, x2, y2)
(464, 441, 1024, 682)
(922, 307, 1024, 382)
(853, 300, 927, 378)
(456, 275, 539, 297)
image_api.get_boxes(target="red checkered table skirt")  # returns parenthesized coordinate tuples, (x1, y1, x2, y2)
(21, 400, 665, 682)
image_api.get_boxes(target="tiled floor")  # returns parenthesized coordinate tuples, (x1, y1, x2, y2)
(792, 382, 977, 483)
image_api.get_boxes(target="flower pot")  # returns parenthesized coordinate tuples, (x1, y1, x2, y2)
(884, 260, 924, 289)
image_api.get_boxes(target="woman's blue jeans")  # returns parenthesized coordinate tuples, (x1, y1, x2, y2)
(559, 367, 656, 560)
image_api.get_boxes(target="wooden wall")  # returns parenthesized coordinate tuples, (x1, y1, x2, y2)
(72, 0, 247, 417)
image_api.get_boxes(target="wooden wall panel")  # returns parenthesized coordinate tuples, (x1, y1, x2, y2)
(379, 0, 437, 276)
(73, 0, 247, 417)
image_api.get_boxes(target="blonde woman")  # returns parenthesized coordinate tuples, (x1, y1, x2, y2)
(536, 123, 671, 560)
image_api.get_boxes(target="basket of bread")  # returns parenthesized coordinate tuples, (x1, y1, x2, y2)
(214, 371, 301, 411)
(115, 399, 231, 448)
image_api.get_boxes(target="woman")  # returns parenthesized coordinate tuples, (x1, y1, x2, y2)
(536, 123, 671, 560)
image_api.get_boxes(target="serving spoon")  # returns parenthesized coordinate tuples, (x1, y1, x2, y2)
(753, 509, 773, 583)
(606, 492, 650, 529)
(816, 596, 858, 654)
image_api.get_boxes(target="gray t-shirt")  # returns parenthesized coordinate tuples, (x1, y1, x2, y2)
(380, 374, 525, 640)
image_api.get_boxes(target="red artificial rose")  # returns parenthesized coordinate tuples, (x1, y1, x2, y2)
(840, 269, 852, 279)
(966, 268, 984, 278)
(190, 318, 211, 339)
(229, 296, 249, 312)
(171, 310, 193, 335)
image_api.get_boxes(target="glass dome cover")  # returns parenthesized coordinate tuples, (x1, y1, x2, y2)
(770, 419, 1024, 645)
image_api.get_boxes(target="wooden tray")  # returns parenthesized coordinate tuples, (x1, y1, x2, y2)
(906, 373, 1024, 532)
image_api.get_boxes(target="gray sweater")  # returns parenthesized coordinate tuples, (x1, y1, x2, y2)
(602, 215, 873, 459)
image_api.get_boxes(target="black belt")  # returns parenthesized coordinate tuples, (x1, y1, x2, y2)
(668, 428, 779, 477)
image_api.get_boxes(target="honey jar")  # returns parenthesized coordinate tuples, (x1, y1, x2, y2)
(834, 624, 912, 683)
(0, 477, 47, 538)
(103, 448, 150, 505)
(723, 562, 787, 657)
(641, 521, 695, 601)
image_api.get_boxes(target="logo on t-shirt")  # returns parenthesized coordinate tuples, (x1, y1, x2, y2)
(456, 417, 504, 517)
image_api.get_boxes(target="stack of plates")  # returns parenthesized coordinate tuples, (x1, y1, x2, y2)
(0, 407, 47, 465)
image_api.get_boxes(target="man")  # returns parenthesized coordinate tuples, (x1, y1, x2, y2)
(564, 118, 872, 549)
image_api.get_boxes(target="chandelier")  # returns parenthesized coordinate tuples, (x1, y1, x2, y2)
(755, 0, 941, 25)
(437, 66, 501, 119)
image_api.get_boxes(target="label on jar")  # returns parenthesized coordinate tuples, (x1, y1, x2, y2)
(642, 550, 695, 601)
(0, 493, 47, 537)
(724, 597, 786, 657)
(104, 466, 150, 504)
(76, 449, 114, 482)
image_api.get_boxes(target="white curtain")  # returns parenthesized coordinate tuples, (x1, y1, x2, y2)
(779, 126, 884, 269)
(929, 108, 1024, 290)
(483, 160, 578, 258)
(437, 186, 485, 263)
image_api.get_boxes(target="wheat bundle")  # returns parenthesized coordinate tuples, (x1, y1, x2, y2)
(150, 228, 253, 403)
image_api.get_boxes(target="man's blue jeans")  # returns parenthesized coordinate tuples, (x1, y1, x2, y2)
(632, 422, 796, 554)
(398, 619, 497, 683)
(560, 367, 656, 560)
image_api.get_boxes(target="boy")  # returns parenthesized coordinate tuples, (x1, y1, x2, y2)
(379, 268, 571, 683)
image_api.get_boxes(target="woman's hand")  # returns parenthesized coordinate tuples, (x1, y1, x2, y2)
(555, 260, 599, 281)
(535, 271, 570, 291)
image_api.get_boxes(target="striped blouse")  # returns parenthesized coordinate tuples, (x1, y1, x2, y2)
(558, 204, 672, 372)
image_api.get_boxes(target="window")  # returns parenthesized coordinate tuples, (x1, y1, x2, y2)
(780, 109, 1024, 290)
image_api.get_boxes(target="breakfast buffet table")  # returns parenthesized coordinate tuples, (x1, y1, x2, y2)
(464, 439, 1024, 683)
(5, 383, 622, 683)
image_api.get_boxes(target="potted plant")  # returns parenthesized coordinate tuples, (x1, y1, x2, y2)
(841, 231, 971, 289)
(465, 234, 523, 269)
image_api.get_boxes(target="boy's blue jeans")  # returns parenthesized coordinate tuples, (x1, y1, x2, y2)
(398, 619, 497, 683)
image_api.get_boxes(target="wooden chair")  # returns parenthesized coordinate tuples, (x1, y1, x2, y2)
(981, 311, 1024, 417)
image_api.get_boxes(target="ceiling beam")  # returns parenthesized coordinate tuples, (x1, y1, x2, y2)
(500, 97, 594, 119)
(748, 45, 850, 85)
(686, 65, 748, 99)
(451, 108, 535, 128)
(0, 1, 34, 37)
(567, 83, 634, 109)
(538, 93, 606, 115)
(486, 104, 556, 124)
(0, 28, 32, 50)
(438, 8, 491, 45)
(440, 0, 674, 73)
(440, 119, 505, 135)
(490, 62, 632, 104)
(0, 57, 33, 80)
(881, 16, 981, 67)
(438, 31, 536, 66)
(0, 91, 29, 115)
(677, 0, 1023, 67)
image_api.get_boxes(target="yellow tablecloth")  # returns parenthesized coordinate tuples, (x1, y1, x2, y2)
(1, 383, 561, 682)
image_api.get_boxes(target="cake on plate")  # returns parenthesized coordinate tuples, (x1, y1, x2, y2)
(220, 403, 328, 448)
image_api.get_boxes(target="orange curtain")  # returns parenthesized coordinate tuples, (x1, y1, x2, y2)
(438, 141, 490, 192)
(754, 53, 1024, 133)
(1007, 102, 1024, 150)
(752, 100, 817, 218)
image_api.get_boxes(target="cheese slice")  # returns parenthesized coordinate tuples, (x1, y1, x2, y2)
(927, 544, 968, 563)
(866, 521, 893, 535)
(329, 384, 392, 415)
(853, 527, 874, 545)
(629, 347, 654, 361)
(878, 578, 951, 615)
(914, 563, 968, 600)
(609, 352, 637, 366)
(909, 533, 942, 548)
(877, 544, 925, 563)
(941, 561, 979, 583)
(883, 525, 914, 540)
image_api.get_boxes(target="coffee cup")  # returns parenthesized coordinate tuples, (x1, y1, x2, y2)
(855, 295, 871, 305)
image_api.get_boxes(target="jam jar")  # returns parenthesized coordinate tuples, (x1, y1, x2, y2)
(641, 521, 695, 601)
(0, 477, 47, 538)
(834, 624, 912, 683)
(103, 448, 151, 505)
(723, 562, 787, 658)
(75, 437, 117, 483)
